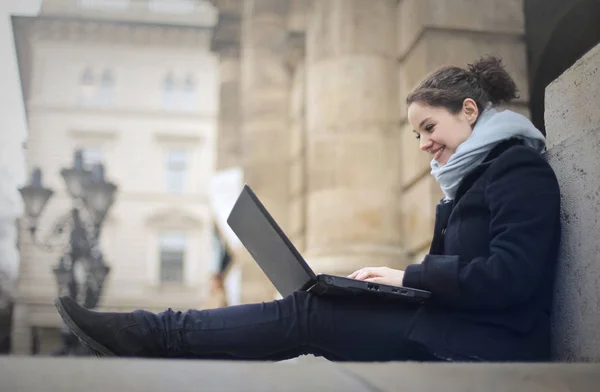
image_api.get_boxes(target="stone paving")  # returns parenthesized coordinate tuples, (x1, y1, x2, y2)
(2, 357, 600, 392)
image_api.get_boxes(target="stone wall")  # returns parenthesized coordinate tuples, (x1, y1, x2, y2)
(544, 43, 600, 362)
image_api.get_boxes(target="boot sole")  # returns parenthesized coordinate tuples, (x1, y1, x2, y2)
(53, 297, 116, 357)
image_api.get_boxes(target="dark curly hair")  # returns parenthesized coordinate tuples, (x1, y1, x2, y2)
(406, 56, 519, 114)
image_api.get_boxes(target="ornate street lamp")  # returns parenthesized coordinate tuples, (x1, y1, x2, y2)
(18, 169, 53, 237)
(19, 149, 118, 356)
(60, 150, 90, 200)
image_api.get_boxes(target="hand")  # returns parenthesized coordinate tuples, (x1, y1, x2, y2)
(348, 267, 405, 287)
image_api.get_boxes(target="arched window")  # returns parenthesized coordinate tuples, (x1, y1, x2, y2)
(80, 67, 116, 107)
(99, 69, 115, 105)
(81, 68, 94, 86)
(159, 232, 187, 283)
(183, 74, 195, 92)
(163, 72, 177, 109)
(162, 72, 198, 111)
(80, 67, 96, 106)
(181, 74, 197, 111)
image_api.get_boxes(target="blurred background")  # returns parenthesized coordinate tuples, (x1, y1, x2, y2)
(0, 0, 598, 356)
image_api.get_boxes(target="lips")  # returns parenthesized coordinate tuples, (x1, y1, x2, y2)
(432, 147, 445, 161)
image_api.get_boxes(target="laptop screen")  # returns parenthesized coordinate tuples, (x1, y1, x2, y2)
(226, 185, 316, 297)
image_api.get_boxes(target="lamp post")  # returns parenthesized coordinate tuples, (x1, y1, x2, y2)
(18, 150, 118, 355)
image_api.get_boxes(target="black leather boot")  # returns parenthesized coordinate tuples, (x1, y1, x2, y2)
(54, 296, 162, 357)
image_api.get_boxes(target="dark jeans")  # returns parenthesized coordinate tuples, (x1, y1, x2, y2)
(134, 291, 434, 362)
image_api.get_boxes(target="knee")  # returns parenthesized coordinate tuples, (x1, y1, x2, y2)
(281, 290, 311, 304)
(281, 290, 314, 314)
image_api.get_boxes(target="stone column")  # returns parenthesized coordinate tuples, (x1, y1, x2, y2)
(10, 303, 30, 355)
(211, 2, 243, 171)
(286, 32, 307, 253)
(304, 0, 409, 275)
(214, 47, 242, 171)
(209, 3, 245, 307)
(238, 0, 292, 302)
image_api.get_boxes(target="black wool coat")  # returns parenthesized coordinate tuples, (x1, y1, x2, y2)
(402, 139, 562, 361)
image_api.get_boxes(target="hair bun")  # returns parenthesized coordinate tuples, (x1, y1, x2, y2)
(467, 56, 519, 104)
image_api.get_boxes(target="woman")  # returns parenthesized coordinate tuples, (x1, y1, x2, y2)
(54, 56, 561, 362)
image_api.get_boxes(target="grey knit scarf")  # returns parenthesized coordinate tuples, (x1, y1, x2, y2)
(430, 107, 546, 200)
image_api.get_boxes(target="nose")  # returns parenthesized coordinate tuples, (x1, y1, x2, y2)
(419, 135, 433, 152)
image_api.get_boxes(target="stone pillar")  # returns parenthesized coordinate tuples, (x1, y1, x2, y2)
(214, 47, 242, 171)
(397, 0, 529, 262)
(304, 0, 409, 275)
(10, 303, 31, 355)
(209, 2, 246, 307)
(285, 0, 308, 253)
(211, 1, 243, 171)
(286, 33, 307, 253)
(238, 0, 292, 302)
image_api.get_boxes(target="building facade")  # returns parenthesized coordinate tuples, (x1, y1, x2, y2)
(11, 0, 221, 354)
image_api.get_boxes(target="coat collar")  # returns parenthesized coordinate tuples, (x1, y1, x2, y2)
(453, 138, 524, 203)
(429, 138, 525, 255)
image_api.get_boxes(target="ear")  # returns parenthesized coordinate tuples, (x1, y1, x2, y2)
(462, 98, 479, 126)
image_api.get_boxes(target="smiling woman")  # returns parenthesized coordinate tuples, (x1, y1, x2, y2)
(406, 57, 546, 201)
(53, 56, 562, 363)
(408, 57, 519, 167)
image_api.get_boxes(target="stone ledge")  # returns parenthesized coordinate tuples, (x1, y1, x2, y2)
(2, 357, 600, 392)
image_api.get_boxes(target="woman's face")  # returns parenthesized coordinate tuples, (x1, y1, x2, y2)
(407, 99, 478, 166)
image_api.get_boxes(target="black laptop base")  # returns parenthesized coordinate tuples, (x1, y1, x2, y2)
(306, 274, 430, 303)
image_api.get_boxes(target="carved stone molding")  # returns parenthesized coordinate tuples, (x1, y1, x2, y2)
(210, 13, 241, 55)
(153, 132, 204, 147)
(145, 208, 204, 229)
(30, 17, 211, 48)
(68, 129, 119, 143)
(211, 0, 243, 16)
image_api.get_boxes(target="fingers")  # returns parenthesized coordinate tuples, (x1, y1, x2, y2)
(351, 267, 385, 281)
(365, 277, 384, 283)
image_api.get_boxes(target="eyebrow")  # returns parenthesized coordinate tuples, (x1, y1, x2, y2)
(419, 117, 431, 129)
(412, 117, 432, 134)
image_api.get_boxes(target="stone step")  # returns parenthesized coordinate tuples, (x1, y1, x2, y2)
(2, 357, 600, 392)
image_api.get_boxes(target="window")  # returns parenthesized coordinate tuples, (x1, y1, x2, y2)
(80, 68, 96, 106)
(161, 73, 198, 112)
(165, 150, 188, 194)
(181, 74, 198, 111)
(99, 70, 115, 106)
(159, 233, 186, 283)
(162, 73, 177, 110)
(81, 147, 103, 171)
(79, 68, 116, 107)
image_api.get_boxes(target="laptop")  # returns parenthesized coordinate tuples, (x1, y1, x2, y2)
(226, 184, 431, 303)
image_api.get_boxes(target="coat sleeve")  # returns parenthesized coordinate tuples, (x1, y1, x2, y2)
(402, 148, 561, 310)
